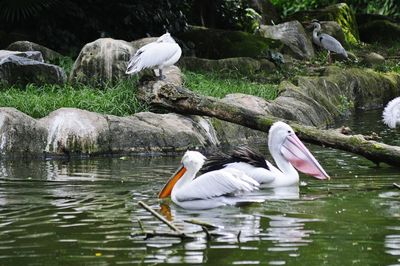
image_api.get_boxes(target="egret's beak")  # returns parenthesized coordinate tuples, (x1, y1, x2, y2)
(158, 165, 187, 198)
(281, 133, 330, 180)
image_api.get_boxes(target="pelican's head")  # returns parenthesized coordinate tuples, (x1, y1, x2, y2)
(268, 121, 330, 180)
(158, 150, 206, 199)
(156, 32, 176, 43)
(181, 150, 206, 172)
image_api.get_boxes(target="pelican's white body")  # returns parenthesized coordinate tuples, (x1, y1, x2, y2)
(171, 151, 259, 209)
(383, 97, 400, 128)
(126, 33, 182, 76)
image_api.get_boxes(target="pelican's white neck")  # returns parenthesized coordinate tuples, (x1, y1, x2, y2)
(270, 144, 299, 182)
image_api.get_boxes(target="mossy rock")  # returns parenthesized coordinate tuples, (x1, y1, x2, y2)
(178, 27, 281, 59)
(288, 3, 359, 46)
(359, 19, 400, 44)
(178, 56, 275, 75)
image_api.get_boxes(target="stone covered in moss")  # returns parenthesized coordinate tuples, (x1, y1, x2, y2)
(289, 3, 359, 46)
(359, 19, 400, 44)
(178, 26, 281, 59)
(7, 41, 63, 63)
(178, 57, 275, 75)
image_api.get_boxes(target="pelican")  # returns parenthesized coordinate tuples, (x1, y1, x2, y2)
(125, 32, 182, 80)
(383, 97, 400, 128)
(202, 121, 330, 187)
(310, 20, 348, 62)
(158, 151, 259, 210)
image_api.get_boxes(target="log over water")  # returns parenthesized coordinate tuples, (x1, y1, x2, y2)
(138, 80, 400, 167)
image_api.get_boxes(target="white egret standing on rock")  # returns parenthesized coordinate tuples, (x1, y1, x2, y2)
(383, 97, 400, 128)
(158, 151, 259, 210)
(201, 121, 330, 187)
(125, 32, 182, 80)
(310, 20, 348, 62)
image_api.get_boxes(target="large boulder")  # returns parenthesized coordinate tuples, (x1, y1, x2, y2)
(69, 38, 134, 84)
(0, 50, 43, 62)
(259, 21, 314, 60)
(288, 3, 359, 45)
(39, 108, 111, 155)
(178, 57, 276, 75)
(0, 108, 47, 157)
(0, 52, 66, 85)
(359, 19, 400, 44)
(108, 112, 218, 154)
(0, 105, 218, 157)
(178, 26, 281, 59)
(6, 41, 63, 63)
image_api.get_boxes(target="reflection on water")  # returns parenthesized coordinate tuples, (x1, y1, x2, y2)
(0, 109, 399, 265)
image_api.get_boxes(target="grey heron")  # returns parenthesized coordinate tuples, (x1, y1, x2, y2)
(310, 21, 348, 62)
(126, 32, 182, 80)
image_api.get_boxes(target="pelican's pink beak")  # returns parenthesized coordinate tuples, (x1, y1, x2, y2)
(281, 133, 330, 180)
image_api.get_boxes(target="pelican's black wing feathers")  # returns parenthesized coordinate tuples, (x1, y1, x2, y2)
(201, 146, 269, 175)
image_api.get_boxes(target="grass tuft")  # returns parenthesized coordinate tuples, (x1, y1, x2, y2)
(0, 79, 148, 118)
(183, 70, 279, 100)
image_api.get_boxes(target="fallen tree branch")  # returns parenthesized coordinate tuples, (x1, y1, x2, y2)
(394, 183, 400, 189)
(184, 219, 219, 230)
(131, 230, 196, 240)
(138, 201, 184, 234)
(138, 81, 400, 167)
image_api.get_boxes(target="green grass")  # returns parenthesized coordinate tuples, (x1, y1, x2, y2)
(183, 70, 279, 100)
(0, 79, 148, 118)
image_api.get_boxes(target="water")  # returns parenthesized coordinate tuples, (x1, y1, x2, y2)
(0, 110, 399, 265)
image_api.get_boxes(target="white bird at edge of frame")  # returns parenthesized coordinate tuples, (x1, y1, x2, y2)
(383, 97, 400, 128)
(125, 32, 182, 80)
(158, 150, 260, 210)
(201, 121, 330, 187)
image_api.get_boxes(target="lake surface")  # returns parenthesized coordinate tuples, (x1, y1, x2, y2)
(0, 109, 399, 265)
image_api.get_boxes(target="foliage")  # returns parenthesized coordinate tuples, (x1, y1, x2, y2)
(0, 0, 59, 22)
(0, 0, 189, 54)
(0, 79, 147, 118)
(271, 0, 400, 18)
(183, 70, 279, 100)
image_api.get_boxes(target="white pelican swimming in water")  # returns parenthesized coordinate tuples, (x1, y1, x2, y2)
(383, 97, 400, 128)
(126, 32, 182, 79)
(202, 121, 330, 187)
(158, 151, 259, 209)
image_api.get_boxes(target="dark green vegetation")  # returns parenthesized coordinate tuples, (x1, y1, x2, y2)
(0, 79, 147, 118)
(271, 0, 400, 18)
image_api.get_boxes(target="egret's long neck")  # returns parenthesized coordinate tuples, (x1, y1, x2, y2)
(270, 145, 299, 181)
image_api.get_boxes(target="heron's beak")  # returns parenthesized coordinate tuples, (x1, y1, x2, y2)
(158, 165, 187, 198)
(281, 133, 330, 180)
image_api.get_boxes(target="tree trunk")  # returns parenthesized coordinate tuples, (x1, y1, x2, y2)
(138, 81, 400, 167)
